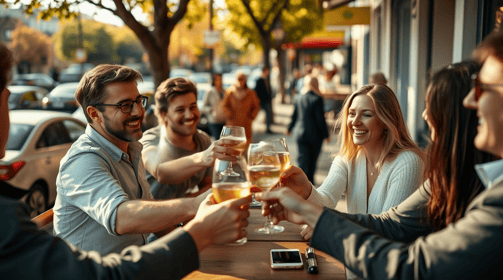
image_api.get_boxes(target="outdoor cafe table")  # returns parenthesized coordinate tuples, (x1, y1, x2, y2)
(183, 208, 347, 279)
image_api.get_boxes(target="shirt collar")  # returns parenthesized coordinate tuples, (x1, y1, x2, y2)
(86, 125, 143, 163)
(475, 159, 503, 189)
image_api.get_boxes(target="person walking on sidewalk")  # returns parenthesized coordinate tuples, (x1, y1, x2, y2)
(255, 66, 273, 133)
(287, 76, 330, 184)
(201, 73, 226, 140)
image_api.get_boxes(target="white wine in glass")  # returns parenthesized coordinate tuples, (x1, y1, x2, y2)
(212, 157, 251, 244)
(248, 142, 284, 234)
(220, 126, 247, 176)
(268, 138, 291, 173)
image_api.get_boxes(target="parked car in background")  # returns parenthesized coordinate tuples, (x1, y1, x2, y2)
(188, 72, 212, 86)
(196, 83, 212, 134)
(7, 85, 48, 110)
(42, 82, 80, 112)
(222, 72, 236, 90)
(59, 63, 95, 83)
(169, 68, 191, 78)
(1, 110, 86, 217)
(12, 73, 58, 91)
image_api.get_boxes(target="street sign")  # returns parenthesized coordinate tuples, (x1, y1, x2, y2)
(324, 6, 371, 26)
(204, 30, 220, 48)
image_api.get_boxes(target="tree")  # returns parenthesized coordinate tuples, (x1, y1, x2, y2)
(9, 22, 52, 73)
(111, 26, 145, 64)
(1, 0, 206, 88)
(53, 19, 117, 64)
(222, 0, 322, 102)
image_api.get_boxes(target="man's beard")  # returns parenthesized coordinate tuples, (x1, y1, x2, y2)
(103, 115, 142, 142)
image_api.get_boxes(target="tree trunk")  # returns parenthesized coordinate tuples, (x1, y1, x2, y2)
(276, 47, 286, 104)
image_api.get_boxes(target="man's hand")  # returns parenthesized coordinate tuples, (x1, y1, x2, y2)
(280, 165, 313, 199)
(199, 139, 242, 167)
(255, 188, 323, 228)
(184, 194, 251, 252)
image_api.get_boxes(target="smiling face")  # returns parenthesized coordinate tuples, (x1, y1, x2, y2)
(347, 94, 386, 149)
(164, 92, 200, 137)
(91, 81, 144, 147)
(464, 55, 503, 157)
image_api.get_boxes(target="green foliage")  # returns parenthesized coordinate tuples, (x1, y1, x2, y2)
(222, 0, 322, 51)
(111, 26, 145, 63)
(52, 19, 117, 64)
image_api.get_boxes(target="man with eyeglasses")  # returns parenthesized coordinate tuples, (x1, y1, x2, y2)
(52, 64, 249, 255)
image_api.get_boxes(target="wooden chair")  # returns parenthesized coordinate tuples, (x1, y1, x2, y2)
(31, 208, 53, 231)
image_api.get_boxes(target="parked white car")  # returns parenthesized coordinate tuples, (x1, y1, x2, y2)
(0, 110, 86, 217)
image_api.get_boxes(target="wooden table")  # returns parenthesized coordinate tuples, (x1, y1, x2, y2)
(184, 209, 346, 279)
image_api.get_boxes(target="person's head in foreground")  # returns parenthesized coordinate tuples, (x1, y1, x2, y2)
(75, 64, 145, 150)
(154, 77, 200, 136)
(0, 42, 13, 160)
(336, 83, 424, 170)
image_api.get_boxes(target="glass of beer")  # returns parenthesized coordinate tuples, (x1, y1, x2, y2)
(212, 157, 251, 244)
(220, 125, 247, 176)
(248, 142, 284, 234)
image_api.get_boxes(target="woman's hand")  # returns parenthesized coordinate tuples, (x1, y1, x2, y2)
(300, 224, 314, 240)
(280, 165, 313, 199)
(255, 188, 323, 228)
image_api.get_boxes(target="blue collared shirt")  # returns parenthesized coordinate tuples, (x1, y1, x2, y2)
(53, 125, 152, 255)
(475, 159, 503, 189)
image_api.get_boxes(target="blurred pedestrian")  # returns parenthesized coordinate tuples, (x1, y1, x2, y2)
(289, 68, 301, 100)
(254, 66, 273, 133)
(1, 42, 251, 280)
(201, 73, 226, 140)
(369, 72, 388, 85)
(222, 71, 261, 147)
(287, 76, 330, 184)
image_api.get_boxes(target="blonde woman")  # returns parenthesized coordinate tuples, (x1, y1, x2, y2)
(284, 84, 425, 232)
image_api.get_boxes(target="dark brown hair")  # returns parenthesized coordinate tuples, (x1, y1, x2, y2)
(472, 29, 503, 64)
(0, 42, 13, 91)
(426, 62, 494, 230)
(154, 77, 197, 114)
(75, 64, 142, 123)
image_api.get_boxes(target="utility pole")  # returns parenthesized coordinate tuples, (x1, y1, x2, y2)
(209, 0, 214, 76)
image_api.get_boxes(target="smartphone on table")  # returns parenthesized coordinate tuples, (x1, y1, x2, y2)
(270, 249, 304, 269)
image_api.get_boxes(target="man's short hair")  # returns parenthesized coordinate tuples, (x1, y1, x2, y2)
(473, 28, 503, 64)
(155, 77, 197, 114)
(0, 42, 13, 91)
(75, 64, 142, 123)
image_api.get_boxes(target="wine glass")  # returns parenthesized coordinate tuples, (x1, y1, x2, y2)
(268, 138, 291, 174)
(248, 142, 284, 234)
(212, 157, 251, 245)
(220, 125, 247, 176)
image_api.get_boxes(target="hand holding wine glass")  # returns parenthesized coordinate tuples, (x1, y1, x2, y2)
(212, 157, 251, 244)
(248, 142, 284, 234)
(219, 126, 247, 176)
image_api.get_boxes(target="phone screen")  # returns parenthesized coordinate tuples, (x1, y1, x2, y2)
(271, 250, 302, 264)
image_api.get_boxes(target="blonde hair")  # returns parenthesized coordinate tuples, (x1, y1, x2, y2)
(336, 84, 425, 170)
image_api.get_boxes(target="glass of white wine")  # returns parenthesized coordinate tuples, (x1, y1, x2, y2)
(248, 142, 284, 234)
(268, 138, 291, 174)
(212, 157, 251, 245)
(220, 125, 247, 176)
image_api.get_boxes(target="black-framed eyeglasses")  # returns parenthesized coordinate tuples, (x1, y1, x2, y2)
(471, 74, 503, 101)
(93, 95, 148, 114)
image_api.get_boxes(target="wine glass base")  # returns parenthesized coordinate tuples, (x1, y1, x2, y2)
(228, 237, 247, 245)
(255, 225, 285, 234)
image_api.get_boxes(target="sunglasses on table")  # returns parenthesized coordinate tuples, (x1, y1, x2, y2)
(471, 74, 503, 101)
(93, 95, 149, 114)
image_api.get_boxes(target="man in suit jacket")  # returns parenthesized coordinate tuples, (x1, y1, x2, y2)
(287, 76, 330, 184)
(258, 30, 503, 279)
(254, 66, 273, 133)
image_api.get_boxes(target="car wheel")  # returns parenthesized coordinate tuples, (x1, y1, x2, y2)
(27, 184, 48, 218)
